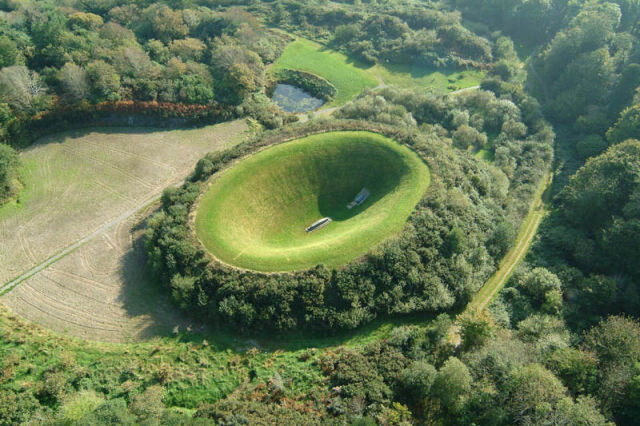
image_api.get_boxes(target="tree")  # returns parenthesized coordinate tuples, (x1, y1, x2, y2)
(30, 11, 68, 68)
(86, 60, 121, 102)
(220, 63, 256, 105)
(68, 12, 104, 30)
(0, 143, 18, 203)
(138, 5, 188, 43)
(459, 309, 495, 350)
(548, 347, 599, 395)
(552, 396, 608, 425)
(175, 74, 214, 104)
(331, 351, 391, 406)
(0, 36, 18, 68)
(506, 363, 567, 424)
(80, 398, 136, 425)
(487, 220, 516, 258)
(169, 38, 206, 61)
(58, 63, 90, 104)
(333, 24, 361, 44)
(399, 360, 436, 407)
(521, 267, 562, 307)
(452, 124, 480, 149)
(576, 134, 608, 159)
(432, 357, 472, 413)
(443, 226, 466, 256)
(58, 390, 104, 423)
(560, 140, 640, 235)
(0, 66, 48, 114)
(607, 104, 640, 145)
(583, 315, 640, 365)
(129, 386, 165, 422)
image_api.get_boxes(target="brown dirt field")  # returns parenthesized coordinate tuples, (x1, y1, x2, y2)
(0, 120, 250, 342)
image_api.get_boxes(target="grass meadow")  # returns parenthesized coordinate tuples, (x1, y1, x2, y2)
(270, 38, 379, 106)
(270, 37, 485, 107)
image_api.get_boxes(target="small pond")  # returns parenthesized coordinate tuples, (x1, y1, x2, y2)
(271, 84, 324, 113)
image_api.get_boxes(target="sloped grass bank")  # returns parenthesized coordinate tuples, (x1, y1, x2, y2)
(195, 131, 430, 272)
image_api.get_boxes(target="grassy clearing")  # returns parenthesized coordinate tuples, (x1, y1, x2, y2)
(270, 37, 485, 107)
(0, 120, 249, 342)
(195, 131, 430, 272)
(270, 38, 378, 106)
(370, 63, 484, 92)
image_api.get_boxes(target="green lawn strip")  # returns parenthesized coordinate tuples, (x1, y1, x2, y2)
(195, 131, 430, 272)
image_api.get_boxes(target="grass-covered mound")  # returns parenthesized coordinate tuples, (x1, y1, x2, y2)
(147, 120, 535, 332)
(195, 132, 430, 271)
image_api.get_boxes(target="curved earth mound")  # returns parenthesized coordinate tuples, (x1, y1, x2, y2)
(195, 131, 430, 272)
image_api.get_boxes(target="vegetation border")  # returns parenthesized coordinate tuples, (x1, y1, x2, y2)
(4, 100, 238, 148)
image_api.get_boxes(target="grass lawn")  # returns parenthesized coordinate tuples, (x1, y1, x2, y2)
(270, 38, 379, 106)
(370, 62, 484, 92)
(195, 131, 430, 272)
(270, 37, 485, 107)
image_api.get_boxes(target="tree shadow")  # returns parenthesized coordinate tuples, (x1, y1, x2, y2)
(116, 214, 200, 342)
(25, 126, 194, 151)
(316, 153, 409, 221)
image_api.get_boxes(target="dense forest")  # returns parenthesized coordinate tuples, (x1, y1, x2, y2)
(1, 0, 640, 424)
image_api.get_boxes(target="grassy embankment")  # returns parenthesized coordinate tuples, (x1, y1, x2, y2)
(195, 131, 430, 272)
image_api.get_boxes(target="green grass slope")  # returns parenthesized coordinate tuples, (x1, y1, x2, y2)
(195, 131, 430, 272)
(270, 39, 379, 106)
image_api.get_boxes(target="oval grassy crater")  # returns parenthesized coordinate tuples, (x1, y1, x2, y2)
(195, 131, 430, 272)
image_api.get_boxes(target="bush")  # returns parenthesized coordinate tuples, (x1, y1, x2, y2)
(0, 143, 19, 203)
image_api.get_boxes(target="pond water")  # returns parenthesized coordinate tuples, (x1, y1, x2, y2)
(271, 83, 324, 113)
